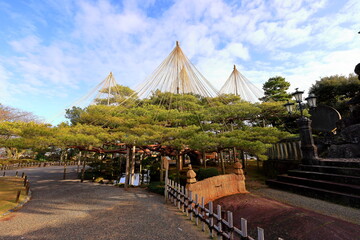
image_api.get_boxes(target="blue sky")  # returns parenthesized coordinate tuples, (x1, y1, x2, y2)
(0, 0, 359, 124)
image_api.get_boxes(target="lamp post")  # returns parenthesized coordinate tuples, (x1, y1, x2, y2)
(284, 89, 318, 165)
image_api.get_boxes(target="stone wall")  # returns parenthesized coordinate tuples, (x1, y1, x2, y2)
(185, 162, 248, 204)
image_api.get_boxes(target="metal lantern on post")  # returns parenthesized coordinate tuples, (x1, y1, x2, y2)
(284, 101, 295, 114)
(292, 88, 304, 103)
(305, 94, 317, 108)
(287, 89, 319, 165)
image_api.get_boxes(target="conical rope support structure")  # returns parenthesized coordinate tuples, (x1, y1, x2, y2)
(219, 65, 263, 103)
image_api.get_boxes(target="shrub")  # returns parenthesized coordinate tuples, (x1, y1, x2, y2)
(196, 168, 219, 181)
(147, 181, 164, 195)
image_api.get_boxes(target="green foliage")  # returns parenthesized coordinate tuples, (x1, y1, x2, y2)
(65, 106, 84, 125)
(196, 168, 219, 181)
(147, 181, 165, 195)
(260, 76, 291, 102)
(309, 74, 360, 116)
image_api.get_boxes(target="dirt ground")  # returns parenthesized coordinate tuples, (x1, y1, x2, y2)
(214, 191, 360, 240)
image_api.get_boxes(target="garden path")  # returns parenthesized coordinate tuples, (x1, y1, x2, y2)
(0, 166, 207, 240)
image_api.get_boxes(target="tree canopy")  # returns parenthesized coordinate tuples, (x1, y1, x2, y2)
(309, 73, 360, 116)
(1, 84, 293, 161)
(260, 76, 291, 102)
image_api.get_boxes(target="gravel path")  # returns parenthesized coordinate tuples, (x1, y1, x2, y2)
(0, 166, 207, 240)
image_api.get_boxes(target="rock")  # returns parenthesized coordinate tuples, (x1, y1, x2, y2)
(328, 144, 360, 158)
(340, 124, 360, 144)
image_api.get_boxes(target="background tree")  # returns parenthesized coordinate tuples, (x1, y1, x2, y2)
(309, 73, 360, 116)
(0, 104, 41, 122)
(260, 76, 291, 102)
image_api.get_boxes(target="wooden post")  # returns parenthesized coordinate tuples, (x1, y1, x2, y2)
(23, 176, 27, 186)
(3, 171, 5, 177)
(16, 190, 21, 203)
(81, 158, 86, 183)
(124, 146, 130, 189)
(26, 182, 30, 195)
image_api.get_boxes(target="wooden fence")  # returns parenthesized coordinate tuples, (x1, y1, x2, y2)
(165, 178, 284, 240)
(0, 161, 78, 171)
(1, 171, 31, 204)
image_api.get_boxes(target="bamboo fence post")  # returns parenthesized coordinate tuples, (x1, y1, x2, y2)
(180, 186, 184, 211)
(177, 182, 180, 208)
(185, 188, 189, 216)
(241, 218, 248, 238)
(201, 197, 206, 232)
(217, 205, 222, 240)
(189, 191, 193, 221)
(209, 201, 214, 238)
(228, 211, 233, 240)
(195, 194, 199, 226)
(257, 227, 264, 240)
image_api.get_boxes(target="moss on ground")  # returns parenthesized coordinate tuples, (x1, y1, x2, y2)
(0, 177, 28, 215)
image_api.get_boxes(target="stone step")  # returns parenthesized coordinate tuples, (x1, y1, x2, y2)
(266, 179, 360, 208)
(288, 170, 360, 185)
(317, 159, 360, 168)
(300, 164, 360, 177)
(276, 175, 360, 195)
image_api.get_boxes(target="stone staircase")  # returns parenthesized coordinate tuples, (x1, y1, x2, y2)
(266, 159, 360, 208)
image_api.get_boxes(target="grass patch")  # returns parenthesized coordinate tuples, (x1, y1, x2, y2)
(0, 177, 28, 215)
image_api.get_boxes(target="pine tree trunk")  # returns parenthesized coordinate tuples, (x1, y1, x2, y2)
(220, 150, 225, 174)
(77, 151, 82, 173)
(124, 147, 130, 189)
(202, 151, 206, 168)
(160, 155, 164, 183)
(176, 153, 180, 182)
(130, 145, 136, 185)
(233, 147, 237, 162)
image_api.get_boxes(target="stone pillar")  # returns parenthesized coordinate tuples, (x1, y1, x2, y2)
(297, 116, 318, 165)
(186, 164, 197, 189)
(233, 161, 245, 181)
